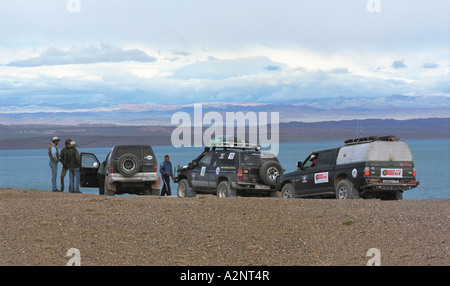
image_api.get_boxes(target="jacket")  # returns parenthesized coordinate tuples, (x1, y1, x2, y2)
(160, 160, 173, 177)
(48, 144, 59, 162)
(65, 147, 81, 169)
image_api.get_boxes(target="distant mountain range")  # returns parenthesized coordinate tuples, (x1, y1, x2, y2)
(0, 118, 448, 150)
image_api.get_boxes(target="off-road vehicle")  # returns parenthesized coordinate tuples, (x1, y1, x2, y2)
(80, 145, 160, 196)
(174, 137, 284, 197)
(276, 135, 420, 200)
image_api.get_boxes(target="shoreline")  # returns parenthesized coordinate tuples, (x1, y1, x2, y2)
(0, 188, 448, 266)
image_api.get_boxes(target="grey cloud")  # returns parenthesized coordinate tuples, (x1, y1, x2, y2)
(392, 60, 407, 69)
(265, 65, 281, 71)
(423, 62, 439, 69)
(7, 44, 156, 67)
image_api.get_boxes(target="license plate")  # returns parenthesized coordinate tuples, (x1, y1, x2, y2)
(383, 180, 399, 183)
(255, 184, 270, 189)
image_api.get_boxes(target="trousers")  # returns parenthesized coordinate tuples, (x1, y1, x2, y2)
(69, 168, 80, 193)
(160, 175, 171, 196)
(49, 160, 58, 191)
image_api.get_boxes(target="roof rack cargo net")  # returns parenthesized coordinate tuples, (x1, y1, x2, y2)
(344, 135, 399, 145)
(208, 135, 261, 150)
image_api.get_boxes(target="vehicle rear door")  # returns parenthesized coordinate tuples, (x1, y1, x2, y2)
(80, 153, 100, 188)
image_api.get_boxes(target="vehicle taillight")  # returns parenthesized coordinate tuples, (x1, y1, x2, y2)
(154, 164, 158, 173)
(413, 168, 416, 177)
(109, 164, 114, 174)
(238, 169, 243, 180)
(364, 167, 370, 176)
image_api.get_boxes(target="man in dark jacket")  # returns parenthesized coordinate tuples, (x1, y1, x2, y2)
(66, 140, 81, 193)
(59, 138, 72, 192)
(159, 155, 173, 196)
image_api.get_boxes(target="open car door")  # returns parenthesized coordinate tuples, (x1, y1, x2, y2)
(80, 153, 100, 188)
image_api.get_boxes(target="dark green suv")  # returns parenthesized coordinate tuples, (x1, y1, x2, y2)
(80, 145, 160, 196)
(174, 145, 284, 198)
(276, 136, 420, 200)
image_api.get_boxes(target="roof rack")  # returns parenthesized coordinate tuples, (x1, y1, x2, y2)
(344, 135, 399, 145)
(207, 136, 261, 150)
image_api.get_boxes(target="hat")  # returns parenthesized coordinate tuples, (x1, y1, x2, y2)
(51, 136, 61, 142)
(65, 138, 72, 144)
(69, 140, 77, 147)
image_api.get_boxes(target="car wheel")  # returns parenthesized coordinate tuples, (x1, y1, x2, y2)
(281, 183, 295, 198)
(177, 179, 192, 197)
(104, 180, 115, 196)
(335, 179, 359, 199)
(259, 161, 284, 187)
(217, 181, 236, 198)
(117, 153, 140, 177)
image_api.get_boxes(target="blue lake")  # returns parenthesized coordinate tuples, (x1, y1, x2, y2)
(0, 139, 448, 200)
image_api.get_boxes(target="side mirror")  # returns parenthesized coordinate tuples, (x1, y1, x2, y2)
(93, 162, 99, 168)
(297, 161, 303, 169)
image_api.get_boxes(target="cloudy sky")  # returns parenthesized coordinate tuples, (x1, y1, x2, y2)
(0, 0, 448, 122)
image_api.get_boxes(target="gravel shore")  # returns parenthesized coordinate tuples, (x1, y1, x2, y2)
(0, 188, 448, 266)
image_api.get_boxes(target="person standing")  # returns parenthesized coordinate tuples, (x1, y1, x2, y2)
(59, 138, 72, 192)
(97, 159, 107, 195)
(48, 136, 61, 192)
(159, 155, 173, 196)
(66, 140, 82, 193)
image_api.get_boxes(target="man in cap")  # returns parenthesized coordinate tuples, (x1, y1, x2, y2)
(66, 140, 82, 193)
(59, 138, 72, 192)
(48, 136, 61, 192)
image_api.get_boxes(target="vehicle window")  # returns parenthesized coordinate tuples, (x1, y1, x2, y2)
(142, 146, 156, 163)
(240, 152, 275, 166)
(198, 153, 212, 165)
(82, 154, 98, 168)
(303, 154, 318, 168)
(318, 150, 335, 166)
(218, 151, 237, 167)
(114, 146, 141, 159)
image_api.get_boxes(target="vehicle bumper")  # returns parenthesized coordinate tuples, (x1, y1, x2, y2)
(232, 181, 277, 191)
(360, 181, 420, 191)
(107, 172, 158, 184)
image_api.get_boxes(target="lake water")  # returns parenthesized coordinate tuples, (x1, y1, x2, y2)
(0, 139, 448, 200)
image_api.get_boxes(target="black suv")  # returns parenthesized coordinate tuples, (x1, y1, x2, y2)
(80, 145, 160, 196)
(276, 136, 420, 200)
(174, 144, 283, 197)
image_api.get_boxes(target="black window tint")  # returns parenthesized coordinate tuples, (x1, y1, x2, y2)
(240, 152, 275, 166)
(114, 146, 141, 159)
(218, 151, 237, 167)
(142, 146, 156, 163)
(318, 150, 335, 166)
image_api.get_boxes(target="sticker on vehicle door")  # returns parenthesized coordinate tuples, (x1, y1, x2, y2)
(200, 166, 206, 176)
(314, 172, 329, 184)
(381, 168, 402, 178)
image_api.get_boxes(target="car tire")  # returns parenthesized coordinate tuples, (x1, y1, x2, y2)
(335, 179, 360, 199)
(217, 181, 236, 198)
(117, 153, 140, 177)
(281, 183, 295, 198)
(259, 161, 283, 187)
(177, 179, 193, 197)
(104, 180, 115, 196)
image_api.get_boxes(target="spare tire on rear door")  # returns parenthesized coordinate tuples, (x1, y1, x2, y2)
(259, 161, 283, 187)
(117, 153, 140, 177)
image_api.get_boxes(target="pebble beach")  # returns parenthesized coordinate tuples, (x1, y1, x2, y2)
(0, 188, 448, 266)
